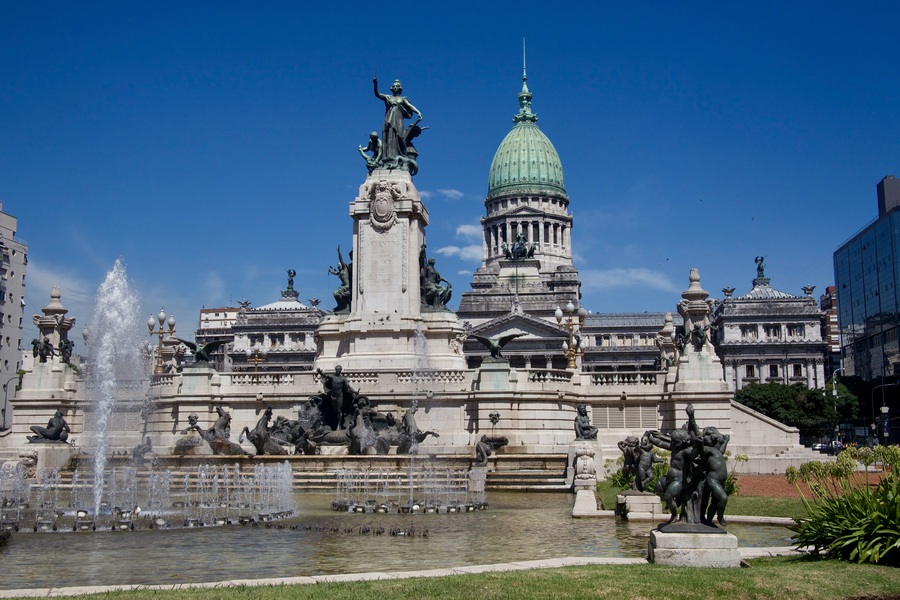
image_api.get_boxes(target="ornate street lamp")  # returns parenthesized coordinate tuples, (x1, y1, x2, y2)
(555, 301, 586, 370)
(148, 308, 176, 375)
(245, 344, 268, 380)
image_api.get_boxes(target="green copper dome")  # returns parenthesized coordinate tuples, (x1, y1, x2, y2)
(487, 76, 566, 200)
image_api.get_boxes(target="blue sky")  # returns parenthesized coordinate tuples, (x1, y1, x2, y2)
(4, 2, 899, 345)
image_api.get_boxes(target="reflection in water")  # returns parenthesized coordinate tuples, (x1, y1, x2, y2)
(0, 492, 792, 590)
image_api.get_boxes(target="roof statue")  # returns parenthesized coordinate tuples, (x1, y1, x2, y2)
(362, 76, 428, 176)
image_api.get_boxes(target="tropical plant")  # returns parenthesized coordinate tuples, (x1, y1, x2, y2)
(786, 445, 900, 566)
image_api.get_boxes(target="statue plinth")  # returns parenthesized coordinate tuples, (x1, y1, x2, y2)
(474, 360, 517, 391)
(316, 169, 466, 372)
(648, 528, 740, 567)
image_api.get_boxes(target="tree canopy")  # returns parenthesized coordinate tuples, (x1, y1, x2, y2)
(734, 382, 857, 439)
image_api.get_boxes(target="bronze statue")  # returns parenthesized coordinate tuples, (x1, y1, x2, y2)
(373, 76, 423, 170)
(474, 435, 508, 466)
(28, 409, 70, 443)
(239, 407, 289, 456)
(180, 410, 251, 456)
(328, 246, 352, 313)
(574, 404, 598, 440)
(132, 436, 153, 464)
(175, 338, 229, 364)
(468, 333, 526, 361)
(755, 255, 766, 278)
(646, 404, 730, 527)
(286, 269, 296, 292)
(58, 339, 74, 364)
(32, 337, 54, 363)
(316, 365, 356, 430)
(419, 245, 452, 308)
(358, 132, 383, 173)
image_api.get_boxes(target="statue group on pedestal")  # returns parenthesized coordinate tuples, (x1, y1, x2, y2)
(31, 337, 74, 364)
(501, 232, 537, 260)
(359, 77, 427, 176)
(629, 404, 730, 527)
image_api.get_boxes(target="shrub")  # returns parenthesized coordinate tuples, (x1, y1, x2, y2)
(786, 445, 900, 566)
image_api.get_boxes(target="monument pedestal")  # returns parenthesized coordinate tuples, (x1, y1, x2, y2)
(616, 490, 664, 519)
(475, 360, 517, 391)
(315, 169, 467, 373)
(648, 526, 741, 567)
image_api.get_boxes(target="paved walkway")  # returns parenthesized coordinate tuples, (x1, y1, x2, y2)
(0, 548, 804, 598)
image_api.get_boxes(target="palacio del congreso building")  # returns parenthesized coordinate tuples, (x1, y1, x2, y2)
(5, 72, 828, 482)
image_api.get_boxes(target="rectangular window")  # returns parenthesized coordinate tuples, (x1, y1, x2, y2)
(740, 325, 758, 339)
(769, 365, 779, 378)
(764, 324, 781, 338)
(792, 364, 803, 378)
(745, 365, 756, 378)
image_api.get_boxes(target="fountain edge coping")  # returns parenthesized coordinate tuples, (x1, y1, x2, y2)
(0, 551, 806, 598)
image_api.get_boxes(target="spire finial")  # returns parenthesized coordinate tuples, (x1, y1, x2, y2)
(514, 38, 536, 123)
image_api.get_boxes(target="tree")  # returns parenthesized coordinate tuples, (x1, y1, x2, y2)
(734, 382, 851, 439)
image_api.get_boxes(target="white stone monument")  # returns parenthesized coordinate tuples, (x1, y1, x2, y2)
(316, 169, 467, 372)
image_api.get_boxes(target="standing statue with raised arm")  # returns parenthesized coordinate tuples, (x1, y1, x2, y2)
(373, 76, 425, 173)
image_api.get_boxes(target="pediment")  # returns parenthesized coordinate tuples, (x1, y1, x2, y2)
(469, 312, 565, 339)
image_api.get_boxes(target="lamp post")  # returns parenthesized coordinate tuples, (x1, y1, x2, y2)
(871, 381, 895, 444)
(555, 301, 586, 370)
(1, 375, 19, 430)
(245, 345, 267, 380)
(148, 308, 176, 375)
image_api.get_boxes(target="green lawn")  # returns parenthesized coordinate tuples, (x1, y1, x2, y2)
(21, 557, 900, 600)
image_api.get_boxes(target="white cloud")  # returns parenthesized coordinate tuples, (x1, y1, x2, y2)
(580, 268, 678, 292)
(436, 188, 465, 200)
(22, 261, 96, 340)
(418, 190, 432, 199)
(455, 224, 482, 241)
(436, 245, 482, 262)
(456, 269, 472, 276)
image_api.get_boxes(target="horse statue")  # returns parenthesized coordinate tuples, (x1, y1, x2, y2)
(239, 407, 289, 456)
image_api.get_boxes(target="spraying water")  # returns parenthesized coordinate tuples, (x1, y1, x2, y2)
(85, 260, 144, 516)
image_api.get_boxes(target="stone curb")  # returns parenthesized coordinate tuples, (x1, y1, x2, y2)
(0, 551, 803, 598)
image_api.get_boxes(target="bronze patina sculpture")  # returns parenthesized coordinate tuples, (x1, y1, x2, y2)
(358, 132, 383, 173)
(646, 404, 730, 527)
(474, 435, 508, 466)
(239, 407, 289, 456)
(58, 338, 74, 364)
(28, 409, 70, 443)
(32, 337, 55, 363)
(371, 76, 427, 174)
(419, 245, 452, 308)
(175, 338, 229, 365)
(328, 246, 352, 313)
(574, 403, 598, 440)
(468, 333, 526, 361)
(316, 365, 356, 430)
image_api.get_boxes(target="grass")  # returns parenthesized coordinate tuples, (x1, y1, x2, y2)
(16, 557, 900, 600)
(595, 482, 808, 520)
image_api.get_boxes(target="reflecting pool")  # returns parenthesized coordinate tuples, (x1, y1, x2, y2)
(0, 492, 793, 590)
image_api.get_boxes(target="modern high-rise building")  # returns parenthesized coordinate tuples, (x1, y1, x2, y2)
(833, 175, 900, 383)
(819, 285, 840, 377)
(0, 202, 27, 429)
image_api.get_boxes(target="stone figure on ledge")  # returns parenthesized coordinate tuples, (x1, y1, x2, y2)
(645, 404, 730, 527)
(574, 404, 598, 440)
(27, 409, 70, 443)
(372, 76, 427, 175)
(419, 245, 452, 309)
(358, 132, 383, 173)
(468, 333, 526, 361)
(328, 246, 352, 313)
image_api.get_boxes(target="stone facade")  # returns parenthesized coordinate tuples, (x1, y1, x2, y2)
(0, 203, 27, 429)
(714, 269, 827, 391)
